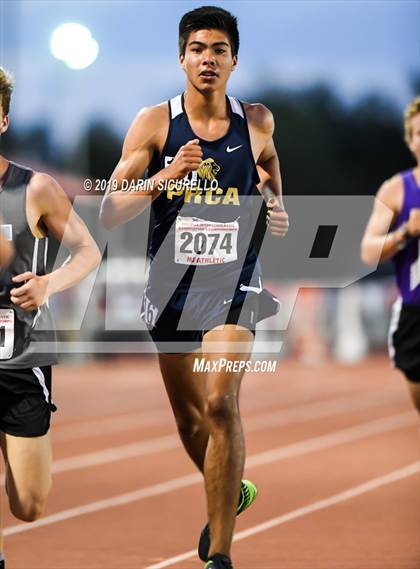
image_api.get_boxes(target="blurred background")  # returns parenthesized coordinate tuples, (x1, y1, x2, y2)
(1, 0, 419, 363)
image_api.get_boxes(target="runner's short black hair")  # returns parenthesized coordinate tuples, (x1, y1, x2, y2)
(179, 6, 239, 56)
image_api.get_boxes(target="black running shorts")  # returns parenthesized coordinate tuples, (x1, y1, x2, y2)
(142, 283, 280, 353)
(389, 301, 420, 383)
(0, 366, 56, 437)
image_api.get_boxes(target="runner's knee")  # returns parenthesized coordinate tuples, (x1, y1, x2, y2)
(8, 473, 52, 522)
(10, 489, 50, 522)
(174, 406, 205, 438)
(205, 393, 238, 426)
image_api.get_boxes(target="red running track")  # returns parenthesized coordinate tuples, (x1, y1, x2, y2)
(1, 355, 419, 569)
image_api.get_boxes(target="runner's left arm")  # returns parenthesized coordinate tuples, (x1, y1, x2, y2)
(10, 173, 101, 311)
(255, 110, 289, 237)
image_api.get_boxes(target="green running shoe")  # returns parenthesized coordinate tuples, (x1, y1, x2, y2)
(198, 480, 258, 561)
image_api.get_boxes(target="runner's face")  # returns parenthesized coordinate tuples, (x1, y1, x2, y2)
(180, 29, 237, 93)
(408, 113, 420, 163)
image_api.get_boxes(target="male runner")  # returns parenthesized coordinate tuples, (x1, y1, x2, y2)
(361, 96, 420, 415)
(0, 67, 101, 569)
(101, 7, 289, 568)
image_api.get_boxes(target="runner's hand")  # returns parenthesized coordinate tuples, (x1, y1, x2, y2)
(10, 272, 49, 311)
(267, 197, 289, 237)
(166, 139, 203, 180)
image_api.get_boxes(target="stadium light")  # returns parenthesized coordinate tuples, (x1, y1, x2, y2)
(50, 23, 99, 70)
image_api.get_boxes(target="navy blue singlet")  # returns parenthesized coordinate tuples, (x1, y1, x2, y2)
(147, 93, 263, 292)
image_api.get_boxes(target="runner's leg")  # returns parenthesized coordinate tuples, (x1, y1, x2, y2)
(159, 351, 209, 471)
(0, 432, 52, 521)
(202, 325, 254, 558)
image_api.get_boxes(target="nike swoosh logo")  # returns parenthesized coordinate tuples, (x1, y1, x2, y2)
(223, 298, 233, 305)
(226, 145, 242, 153)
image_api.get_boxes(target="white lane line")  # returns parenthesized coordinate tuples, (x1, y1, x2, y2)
(244, 391, 405, 431)
(246, 412, 415, 469)
(51, 435, 180, 474)
(145, 461, 420, 569)
(42, 392, 413, 477)
(53, 383, 393, 443)
(52, 409, 173, 442)
(4, 412, 416, 537)
(3, 473, 201, 537)
(51, 384, 297, 443)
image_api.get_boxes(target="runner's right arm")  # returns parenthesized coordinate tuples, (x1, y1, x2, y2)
(100, 106, 202, 229)
(361, 176, 420, 265)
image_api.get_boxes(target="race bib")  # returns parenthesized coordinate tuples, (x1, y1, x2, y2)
(175, 216, 238, 265)
(0, 308, 14, 360)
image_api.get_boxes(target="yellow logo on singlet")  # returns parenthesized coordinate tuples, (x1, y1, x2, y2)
(165, 156, 240, 206)
(197, 158, 221, 181)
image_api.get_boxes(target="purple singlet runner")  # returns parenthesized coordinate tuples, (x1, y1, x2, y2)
(393, 170, 420, 305)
